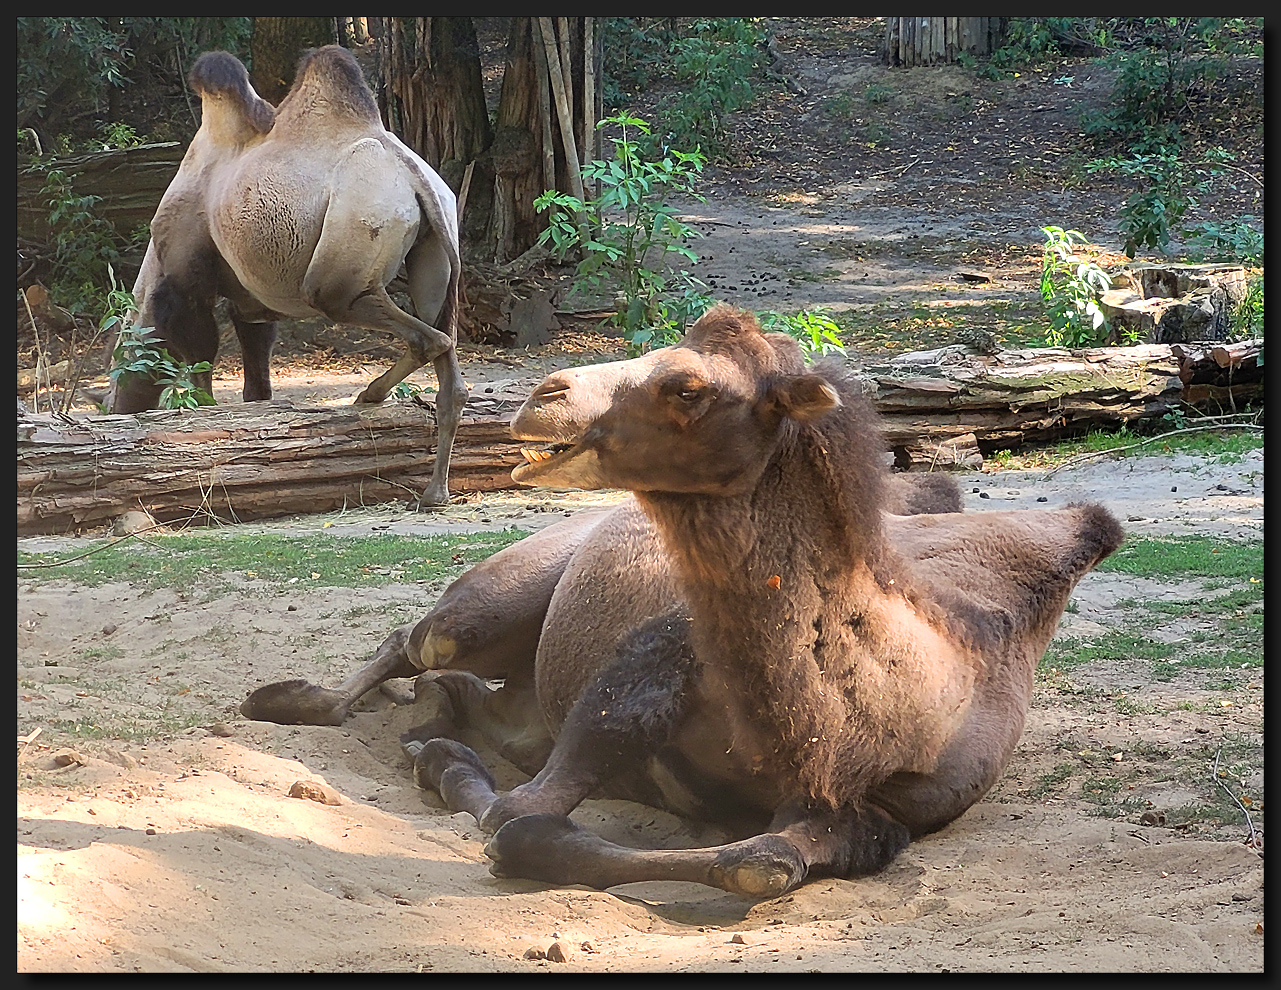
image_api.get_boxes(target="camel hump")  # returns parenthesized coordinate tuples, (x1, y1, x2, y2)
(1065, 501, 1126, 571)
(188, 51, 274, 135)
(278, 44, 381, 126)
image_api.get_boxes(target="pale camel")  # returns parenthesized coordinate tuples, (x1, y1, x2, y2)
(107, 45, 467, 506)
(400, 304, 1124, 898)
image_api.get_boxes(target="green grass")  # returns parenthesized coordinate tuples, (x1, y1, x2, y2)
(16, 528, 532, 593)
(985, 423, 1263, 470)
(1097, 536, 1263, 581)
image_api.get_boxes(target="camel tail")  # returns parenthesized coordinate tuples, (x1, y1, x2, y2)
(188, 51, 275, 134)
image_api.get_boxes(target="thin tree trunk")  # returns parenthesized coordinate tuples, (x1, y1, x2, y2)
(537, 17, 586, 208)
(531, 23, 556, 196)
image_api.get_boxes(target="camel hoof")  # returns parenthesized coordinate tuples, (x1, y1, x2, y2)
(411, 737, 494, 794)
(484, 814, 589, 884)
(240, 679, 349, 726)
(353, 388, 385, 405)
(708, 836, 806, 899)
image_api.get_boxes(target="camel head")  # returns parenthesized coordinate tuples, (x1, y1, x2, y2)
(511, 305, 840, 495)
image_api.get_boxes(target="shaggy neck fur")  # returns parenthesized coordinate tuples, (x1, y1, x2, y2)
(638, 361, 919, 810)
(274, 46, 381, 128)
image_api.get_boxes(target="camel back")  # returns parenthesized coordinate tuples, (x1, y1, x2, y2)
(187, 52, 275, 135)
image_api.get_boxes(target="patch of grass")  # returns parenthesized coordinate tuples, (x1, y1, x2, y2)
(1042, 632, 1174, 672)
(1097, 536, 1263, 582)
(1030, 761, 1076, 797)
(985, 424, 1263, 470)
(74, 644, 124, 662)
(16, 529, 532, 592)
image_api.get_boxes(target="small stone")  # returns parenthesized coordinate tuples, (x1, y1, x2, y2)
(580, 941, 595, 953)
(546, 941, 571, 963)
(146, 827, 157, 835)
(113, 509, 158, 536)
(1036, 496, 1048, 502)
(287, 780, 343, 806)
(52, 749, 86, 768)
(523, 947, 545, 960)
(730, 933, 746, 944)
(1171, 486, 1178, 492)
(101, 623, 118, 636)
(287, 605, 297, 612)
(978, 492, 990, 499)
(207, 722, 235, 737)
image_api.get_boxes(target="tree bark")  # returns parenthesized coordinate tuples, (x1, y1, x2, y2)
(250, 17, 339, 104)
(375, 17, 491, 174)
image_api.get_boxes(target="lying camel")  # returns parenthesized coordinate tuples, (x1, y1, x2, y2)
(245, 305, 1122, 898)
(241, 469, 961, 777)
(406, 304, 1122, 897)
(108, 45, 467, 506)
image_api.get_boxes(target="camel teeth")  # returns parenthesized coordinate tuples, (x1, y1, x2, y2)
(520, 448, 537, 463)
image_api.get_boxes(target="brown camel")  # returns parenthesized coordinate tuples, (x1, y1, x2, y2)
(241, 470, 960, 776)
(107, 46, 467, 506)
(243, 305, 1121, 898)
(402, 304, 1123, 897)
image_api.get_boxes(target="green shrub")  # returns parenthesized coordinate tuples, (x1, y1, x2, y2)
(535, 114, 712, 356)
(1039, 226, 1111, 347)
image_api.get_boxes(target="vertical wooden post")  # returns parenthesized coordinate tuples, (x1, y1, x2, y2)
(537, 15, 587, 245)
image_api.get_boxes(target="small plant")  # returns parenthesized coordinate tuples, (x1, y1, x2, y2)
(96, 120, 143, 150)
(390, 381, 426, 399)
(758, 308, 847, 362)
(40, 168, 141, 315)
(1230, 274, 1264, 342)
(535, 114, 712, 356)
(1039, 226, 1111, 347)
(109, 317, 216, 410)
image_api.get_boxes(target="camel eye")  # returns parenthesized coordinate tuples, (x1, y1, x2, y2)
(677, 388, 702, 403)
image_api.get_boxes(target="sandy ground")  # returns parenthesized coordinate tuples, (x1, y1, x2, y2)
(17, 444, 1264, 973)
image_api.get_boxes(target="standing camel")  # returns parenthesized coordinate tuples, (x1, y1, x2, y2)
(108, 46, 467, 507)
(401, 304, 1124, 897)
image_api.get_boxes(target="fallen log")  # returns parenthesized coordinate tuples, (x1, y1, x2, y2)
(15, 341, 1264, 534)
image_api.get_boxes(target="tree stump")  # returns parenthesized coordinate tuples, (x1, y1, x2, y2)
(1099, 263, 1248, 344)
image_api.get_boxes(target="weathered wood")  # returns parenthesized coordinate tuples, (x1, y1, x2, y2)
(16, 342, 1264, 533)
(17, 143, 185, 245)
(886, 16, 1005, 66)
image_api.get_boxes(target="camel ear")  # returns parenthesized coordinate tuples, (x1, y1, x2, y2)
(761, 374, 841, 423)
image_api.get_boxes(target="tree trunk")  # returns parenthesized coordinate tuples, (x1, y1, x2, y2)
(250, 17, 340, 104)
(483, 17, 546, 264)
(884, 16, 1006, 66)
(375, 17, 491, 174)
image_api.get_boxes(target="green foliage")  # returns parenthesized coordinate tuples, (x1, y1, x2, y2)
(17, 17, 253, 150)
(535, 114, 712, 356)
(39, 168, 146, 316)
(757, 309, 847, 362)
(601, 17, 766, 159)
(1096, 536, 1262, 582)
(1230, 274, 1264, 342)
(109, 322, 216, 410)
(1085, 151, 1227, 258)
(1081, 18, 1246, 154)
(1183, 218, 1263, 267)
(1038, 227, 1111, 347)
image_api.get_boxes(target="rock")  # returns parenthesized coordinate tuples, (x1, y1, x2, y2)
(101, 623, 118, 637)
(113, 509, 159, 536)
(545, 940, 572, 962)
(730, 933, 747, 944)
(207, 722, 235, 737)
(100, 747, 137, 770)
(523, 947, 545, 960)
(287, 780, 343, 806)
(52, 748, 87, 768)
